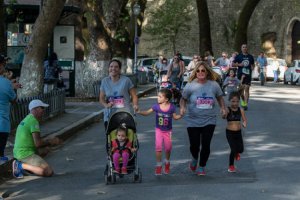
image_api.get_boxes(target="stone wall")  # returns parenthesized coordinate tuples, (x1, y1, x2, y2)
(139, 0, 300, 63)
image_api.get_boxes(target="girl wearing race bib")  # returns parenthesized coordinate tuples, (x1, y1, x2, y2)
(137, 88, 182, 176)
(180, 62, 226, 176)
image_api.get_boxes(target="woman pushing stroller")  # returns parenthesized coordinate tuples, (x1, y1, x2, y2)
(99, 59, 139, 130)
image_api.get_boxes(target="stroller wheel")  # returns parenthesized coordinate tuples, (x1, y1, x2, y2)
(105, 174, 111, 185)
(133, 169, 142, 183)
(112, 174, 117, 184)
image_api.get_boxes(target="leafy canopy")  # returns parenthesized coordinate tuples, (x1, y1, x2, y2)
(143, 0, 193, 49)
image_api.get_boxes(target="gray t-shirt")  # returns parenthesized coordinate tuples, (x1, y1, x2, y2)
(100, 75, 134, 122)
(182, 80, 223, 127)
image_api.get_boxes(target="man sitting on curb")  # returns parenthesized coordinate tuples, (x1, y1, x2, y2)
(12, 99, 61, 178)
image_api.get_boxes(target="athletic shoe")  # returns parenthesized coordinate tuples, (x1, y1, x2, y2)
(235, 153, 241, 161)
(155, 166, 162, 176)
(228, 165, 236, 173)
(164, 162, 170, 174)
(0, 156, 9, 165)
(113, 168, 120, 174)
(12, 160, 24, 179)
(121, 167, 128, 175)
(196, 167, 206, 176)
(189, 159, 197, 172)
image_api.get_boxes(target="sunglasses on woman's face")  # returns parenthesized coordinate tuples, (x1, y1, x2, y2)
(196, 69, 206, 73)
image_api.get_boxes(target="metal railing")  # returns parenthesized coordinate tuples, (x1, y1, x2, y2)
(10, 89, 66, 129)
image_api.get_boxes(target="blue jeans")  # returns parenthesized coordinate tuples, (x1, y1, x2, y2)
(273, 70, 278, 82)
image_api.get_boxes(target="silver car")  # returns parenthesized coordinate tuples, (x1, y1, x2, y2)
(284, 60, 300, 85)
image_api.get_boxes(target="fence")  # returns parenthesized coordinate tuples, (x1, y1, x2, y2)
(10, 89, 66, 130)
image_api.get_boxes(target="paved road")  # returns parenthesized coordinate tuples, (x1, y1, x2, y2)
(1, 82, 300, 200)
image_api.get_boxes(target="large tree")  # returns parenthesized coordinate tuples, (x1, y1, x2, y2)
(143, 0, 193, 54)
(196, 0, 213, 56)
(76, 0, 147, 97)
(18, 0, 66, 97)
(233, 0, 261, 51)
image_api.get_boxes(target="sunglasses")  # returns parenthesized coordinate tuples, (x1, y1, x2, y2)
(39, 106, 45, 110)
(196, 69, 206, 73)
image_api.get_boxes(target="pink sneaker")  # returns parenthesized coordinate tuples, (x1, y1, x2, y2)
(121, 167, 128, 174)
(228, 165, 236, 173)
(235, 153, 241, 161)
(164, 162, 170, 174)
(155, 166, 162, 176)
(196, 167, 206, 176)
(189, 160, 197, 172)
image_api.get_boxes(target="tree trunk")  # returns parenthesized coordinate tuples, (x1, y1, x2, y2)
(234, 0, 261, 51)
(0, 0, 6, 54)
(18, 0, 66, 98)
(196, 0, 213, 56)
(75, 0, 112, 97)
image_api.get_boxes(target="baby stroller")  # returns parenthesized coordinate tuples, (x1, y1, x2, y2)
(104, 109, 142, 184)
(159, 76, 182, 106)
(156, 70, 169, 92)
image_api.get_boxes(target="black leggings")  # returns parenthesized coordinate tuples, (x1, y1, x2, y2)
(0, 132, 9, 157)
(187, 125, 215, 167)
(226, 129, 244, 165)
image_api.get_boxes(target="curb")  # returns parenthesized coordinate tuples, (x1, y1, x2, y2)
(0, 86, 156, 184)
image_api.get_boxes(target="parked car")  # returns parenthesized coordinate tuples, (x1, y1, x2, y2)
(284, 59, 300, 85)
(169, 56, 192, 68)
(252, 58, 287, 81)
(137, 57, 158, 82)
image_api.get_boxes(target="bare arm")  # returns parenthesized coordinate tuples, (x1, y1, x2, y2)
(179, 97, 187, 116)
(178, 61, 185, 77)
(32, 132, 61, 148)
(240, 109, 247, 128)
(216, 95, 227, 118)
(172, 113, 182, 120)
(129, 87, 139, 111)
(137, 108, 153, 116)
(167, 64, 172, 78)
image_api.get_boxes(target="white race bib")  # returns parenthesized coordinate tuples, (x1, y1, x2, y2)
(196, 97, 214, 109)
(113, 96, 125, 108)
(242, 68, 250, 75)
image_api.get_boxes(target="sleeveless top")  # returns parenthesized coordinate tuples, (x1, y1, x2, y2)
(169, 63, 181, 83)
(226, 107, 241, 122)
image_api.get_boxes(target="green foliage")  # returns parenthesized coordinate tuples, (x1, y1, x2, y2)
(143, 0, 193, 52)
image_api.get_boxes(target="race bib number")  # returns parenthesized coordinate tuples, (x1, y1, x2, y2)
(228, 80, 236, 87)
(221, 65, 229, 72)
(158, 114, 170, 127)
(242, 68, 250, 75)
(113, 96, 125, 108)
(196, 97, 213, 109)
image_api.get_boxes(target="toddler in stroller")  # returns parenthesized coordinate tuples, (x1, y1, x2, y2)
(104, 110, 142, 184)
(160, 75, 182, 106)
(111, 123, 136, 174)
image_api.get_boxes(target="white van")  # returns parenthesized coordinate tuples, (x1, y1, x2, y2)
(252, 58, 287, 81)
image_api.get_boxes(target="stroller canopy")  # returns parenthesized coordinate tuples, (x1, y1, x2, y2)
(106, 110, 136, 134)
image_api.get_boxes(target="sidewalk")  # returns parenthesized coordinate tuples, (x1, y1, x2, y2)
(0, 83, 156, 183)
